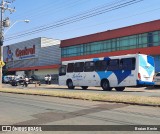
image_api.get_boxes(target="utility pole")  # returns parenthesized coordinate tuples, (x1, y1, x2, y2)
(0, 0, 15, 88)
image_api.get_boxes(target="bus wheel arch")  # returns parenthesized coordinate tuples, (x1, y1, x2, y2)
(115, 87, 125, 91)
(66, 79, 75, 89)
(81, 86, 88, 90)
(101, 79, 112, 91)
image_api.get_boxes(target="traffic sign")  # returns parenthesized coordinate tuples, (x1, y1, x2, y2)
(0, 61, 5, 67)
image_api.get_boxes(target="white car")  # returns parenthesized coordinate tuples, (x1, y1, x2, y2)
(154, 72, 160, 86)
(3, 75, 14, 83)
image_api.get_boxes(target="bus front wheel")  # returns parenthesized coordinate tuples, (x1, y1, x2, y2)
(101, 80, 112, 91)
(67, 80, 75, 89)
(115, 87, 125, 91)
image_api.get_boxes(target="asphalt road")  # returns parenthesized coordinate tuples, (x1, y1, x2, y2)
(0, 92, 160, 134)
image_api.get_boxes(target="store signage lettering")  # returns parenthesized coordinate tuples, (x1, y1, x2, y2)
(15, 45, 35, 58)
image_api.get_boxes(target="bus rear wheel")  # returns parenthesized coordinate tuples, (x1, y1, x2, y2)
(81, 86, 88, 90)
(67, 80, 75, 89)
(115, 87, 125, 91)
(101, 80, 112, 91)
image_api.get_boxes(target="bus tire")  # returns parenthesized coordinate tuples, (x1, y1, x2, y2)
(67, 79, 75, 89)
(81, 86, 88, 90)
(101, 79, 112, 91)
(115, 87, 125, 91)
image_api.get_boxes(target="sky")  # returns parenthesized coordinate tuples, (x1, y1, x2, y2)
(3, 0, 160, 45)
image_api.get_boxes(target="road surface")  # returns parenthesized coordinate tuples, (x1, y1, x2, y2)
(0, 92, 160, 134)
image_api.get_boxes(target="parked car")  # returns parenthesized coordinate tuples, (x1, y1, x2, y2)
(10, 77, 24, 86)
(29, 75, 41, 84)
(51, 74, 58, 84)
(154, 72, 160, 87)
(3, 75, 15, 84)
(2, 76, 10, 83)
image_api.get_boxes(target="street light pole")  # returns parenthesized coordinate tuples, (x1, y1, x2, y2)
(0, 0, 15, 88)
(4, 20, 30, 35)
(0, 0, 5, 88)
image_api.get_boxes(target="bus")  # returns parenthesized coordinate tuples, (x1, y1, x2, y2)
(59, 54, 155, 91)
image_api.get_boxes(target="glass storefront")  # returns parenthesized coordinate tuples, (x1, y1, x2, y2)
(62, 31, 160, 58)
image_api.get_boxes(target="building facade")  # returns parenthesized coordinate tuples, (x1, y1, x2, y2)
(3, 37, 61, 79)
(60, 19, 160, 72)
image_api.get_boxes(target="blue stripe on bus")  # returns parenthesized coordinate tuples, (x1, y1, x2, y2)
(147, 55, 154, 67)
(93, 58, 99, 61)
(95, 57, 132, 84)
(96, 71, 112, 80)
(96, 70, 132, 84)
(137, 80, 154, 86)
(95, 55, 154, 85)
(104, 57, 110, 61)
(112, 70, 131, 84)
(139, 55, 154, 76)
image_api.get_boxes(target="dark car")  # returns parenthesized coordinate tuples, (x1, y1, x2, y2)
(29, 75, 41, 85)
(154, 72, 160, 87)
(10, 78, 24, 86)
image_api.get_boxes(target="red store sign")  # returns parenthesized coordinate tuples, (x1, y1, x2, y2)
(15, 45, 35, 57)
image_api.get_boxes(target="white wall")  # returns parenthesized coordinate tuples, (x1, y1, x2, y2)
(34, 69, 58, 79)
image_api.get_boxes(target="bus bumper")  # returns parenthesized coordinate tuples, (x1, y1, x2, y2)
(136, 80, 155, 86)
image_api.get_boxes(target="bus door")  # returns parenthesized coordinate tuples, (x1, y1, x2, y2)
(59, 65, 67, 85)
(66, 63, 78, 85)
(107, 59, 120, 87)
(84, 61, 97, 86)
(73, 62, 85, 86)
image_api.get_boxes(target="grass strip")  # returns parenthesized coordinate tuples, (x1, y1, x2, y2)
(0, 88, 160, 107)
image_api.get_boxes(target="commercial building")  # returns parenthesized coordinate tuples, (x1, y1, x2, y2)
(60, 19, 160, 72)
(3, 37, 61, 79)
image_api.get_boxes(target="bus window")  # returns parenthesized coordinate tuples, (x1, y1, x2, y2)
(74, 62, 84, 72)
(108, 59, 119, 71)
(95, 60, 108, 71)
(120, 58, 135, 70)
(84, 61, 95, 72)
(59, 65, 66, 76)
(67, 63, 74, 73)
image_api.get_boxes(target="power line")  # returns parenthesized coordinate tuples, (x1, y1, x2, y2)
(52, 7, 160, 37)
(24, 0, 88, 20)
(12, 0, 62, 20)
(13, 0, 89, 21)
(5, 0, 144, 41)
(8, 0, 121, 36)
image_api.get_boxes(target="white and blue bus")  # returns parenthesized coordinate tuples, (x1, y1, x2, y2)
(59, 54, 155, 91)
